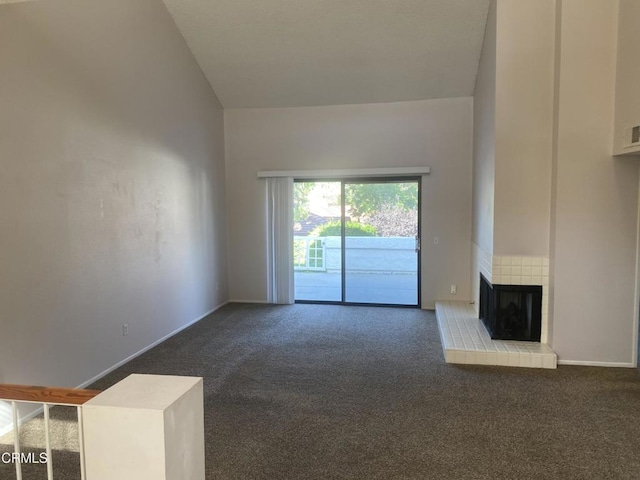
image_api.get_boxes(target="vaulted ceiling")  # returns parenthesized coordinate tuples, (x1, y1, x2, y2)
(162, 0, 490, 108)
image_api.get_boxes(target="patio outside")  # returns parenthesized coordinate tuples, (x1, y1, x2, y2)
(295, 271, 418, 305)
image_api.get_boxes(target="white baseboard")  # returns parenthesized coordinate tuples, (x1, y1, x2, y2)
(0, 301, 229, 437)
(557, 359, 635, 368)
(76, 301, 229, 389)
(228, 299, 269, 304)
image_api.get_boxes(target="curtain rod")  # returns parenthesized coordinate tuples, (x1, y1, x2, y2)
(257, 166, 430, 178)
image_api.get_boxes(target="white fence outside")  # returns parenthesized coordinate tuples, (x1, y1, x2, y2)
(294, 236, 417, 274)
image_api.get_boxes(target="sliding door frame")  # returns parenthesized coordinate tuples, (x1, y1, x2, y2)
(294, 176, 421, 308)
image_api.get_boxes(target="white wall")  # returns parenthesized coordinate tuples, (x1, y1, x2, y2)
(550, 0, 639, 365)
(225, 98, 473, 308)
(493, 0, 555, 257)
(614, 0, 640, 366)
(0, 0, 228, 392)
(472, 0, 496, 257)
(471, 0, 640, 365)
(471, 0, 554, 307)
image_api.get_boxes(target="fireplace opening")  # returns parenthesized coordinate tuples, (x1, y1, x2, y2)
(479, 274, 542, 342)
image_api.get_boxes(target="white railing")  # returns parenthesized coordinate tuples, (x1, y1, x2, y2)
(1, 374, 205, 480)
(0, 384, 100, 480)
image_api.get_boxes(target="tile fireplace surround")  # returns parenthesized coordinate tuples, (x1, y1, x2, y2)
(472, 244, 550, 343)
(436, 301, 557, 369)
(436, 244, 558, 369)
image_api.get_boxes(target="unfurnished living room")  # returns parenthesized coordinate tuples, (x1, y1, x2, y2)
(1, 0, 640, 479)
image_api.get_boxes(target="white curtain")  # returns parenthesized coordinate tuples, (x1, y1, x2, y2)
(266, 177, 294, 304)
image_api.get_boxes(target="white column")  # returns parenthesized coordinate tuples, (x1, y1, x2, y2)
(82, 374, 204, 480)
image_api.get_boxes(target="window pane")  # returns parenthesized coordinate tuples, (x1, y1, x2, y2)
(293, 181, 342, 301)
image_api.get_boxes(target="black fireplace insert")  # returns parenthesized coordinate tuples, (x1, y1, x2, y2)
(479, 274, 542, 342)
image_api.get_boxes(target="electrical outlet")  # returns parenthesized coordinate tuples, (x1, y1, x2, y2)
(123, 324, 128, 336)
(450, 284, 457, 295)
(433, 237, 439, 244)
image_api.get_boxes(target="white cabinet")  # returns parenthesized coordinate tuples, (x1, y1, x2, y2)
(613, 0, 640, 156)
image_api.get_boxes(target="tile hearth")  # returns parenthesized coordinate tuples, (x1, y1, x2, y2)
(436, 301, 557, 369)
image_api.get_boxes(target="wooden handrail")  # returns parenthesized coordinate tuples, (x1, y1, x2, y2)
(0, 384, 101, 406)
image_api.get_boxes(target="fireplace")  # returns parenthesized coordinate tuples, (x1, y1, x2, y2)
(479, 274, 542, 342)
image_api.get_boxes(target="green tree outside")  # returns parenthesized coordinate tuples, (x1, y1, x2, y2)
(294, 182, 314, 222)
(345, 182, 418, 217)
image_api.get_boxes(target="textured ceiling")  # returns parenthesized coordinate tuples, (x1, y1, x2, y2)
(164, 0, 490, 108)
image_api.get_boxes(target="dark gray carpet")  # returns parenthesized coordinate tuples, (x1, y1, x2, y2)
(2, 303, 640, 479)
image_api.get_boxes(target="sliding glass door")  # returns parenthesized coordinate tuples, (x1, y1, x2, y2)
(293, 178, 420, 307)
(293, 181, 342, 302)
(344, 180, 419, 305)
